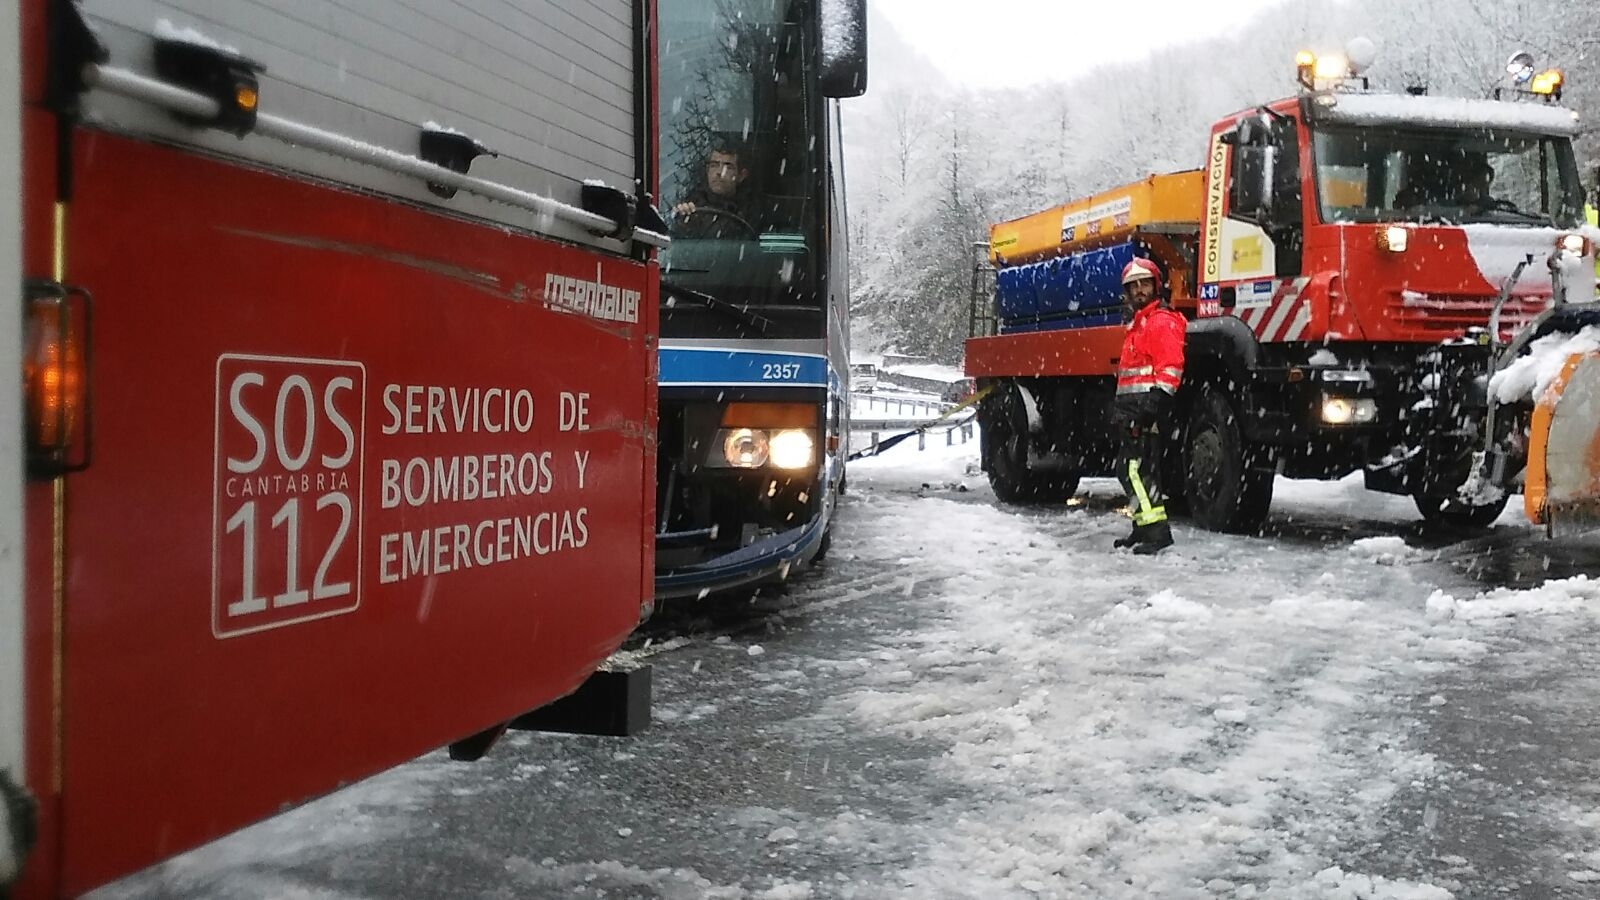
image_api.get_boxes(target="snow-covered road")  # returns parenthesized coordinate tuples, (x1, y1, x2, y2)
(832, 445, 1599, 898)
(93, 438, 1599, 899)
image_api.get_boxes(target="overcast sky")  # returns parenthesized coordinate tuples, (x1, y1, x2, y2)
(875, 0, 1291, 90)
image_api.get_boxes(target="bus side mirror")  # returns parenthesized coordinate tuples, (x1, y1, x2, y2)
(817, 0, 867, 98)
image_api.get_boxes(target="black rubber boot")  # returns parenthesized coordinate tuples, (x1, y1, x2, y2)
(1132, 521, 1173, 555)
(1113, 528, 1141, 549)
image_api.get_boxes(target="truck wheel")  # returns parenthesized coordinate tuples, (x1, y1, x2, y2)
(982, 385, 1080, 504)
(1413, 494, 1508, 530)
(1184, 384, 1274, 533)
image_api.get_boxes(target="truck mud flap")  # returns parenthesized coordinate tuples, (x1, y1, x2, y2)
(1526, 351, 1600, 535)
(509, 667, 653, 737)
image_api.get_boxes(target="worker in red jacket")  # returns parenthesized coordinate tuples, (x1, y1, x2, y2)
(1113, 258, 1185, 554)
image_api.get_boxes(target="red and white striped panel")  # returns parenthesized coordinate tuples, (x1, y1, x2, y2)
(1234, 277, 1312, 343)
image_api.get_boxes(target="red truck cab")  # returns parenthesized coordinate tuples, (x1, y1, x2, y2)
(1199, 92, 1590, 344)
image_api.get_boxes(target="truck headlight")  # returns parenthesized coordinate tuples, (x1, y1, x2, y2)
(1377, 226, 1408, 253)
(1321, 395, 1377, 425)
(768, 429, 815, 469)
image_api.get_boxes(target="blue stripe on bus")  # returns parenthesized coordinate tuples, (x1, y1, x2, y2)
(658, 348, 829, 388)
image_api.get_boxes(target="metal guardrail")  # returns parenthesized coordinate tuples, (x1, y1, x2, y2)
(849, 419, 976, 452)
(847, 391, 977, 454)
(848, 411, 974, 432)
(852, 392, 950, 419)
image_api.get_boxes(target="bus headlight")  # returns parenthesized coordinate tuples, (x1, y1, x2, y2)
(1320, 395, 1377, 425)
(722, 428, 770, 468)
(710, 428, 814, 469)
(768, 429, 815, 469)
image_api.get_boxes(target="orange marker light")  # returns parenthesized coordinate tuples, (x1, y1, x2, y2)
(23, 286, 91, 475)
(24, 299, 84, 454)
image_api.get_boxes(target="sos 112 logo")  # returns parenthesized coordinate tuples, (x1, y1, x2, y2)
(212, 355, 365, 637)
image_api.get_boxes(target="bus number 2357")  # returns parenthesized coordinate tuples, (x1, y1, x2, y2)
(762, 362, 802, 381)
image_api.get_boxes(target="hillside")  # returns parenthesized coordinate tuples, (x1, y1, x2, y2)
(844, 0, 1600, 362)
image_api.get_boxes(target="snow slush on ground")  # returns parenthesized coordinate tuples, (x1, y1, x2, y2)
(828, 429, 1598, 898)
(91, 422, 1599, 900)
(89, 761, 454, 900)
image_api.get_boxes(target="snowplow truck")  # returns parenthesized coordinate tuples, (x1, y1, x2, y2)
(966, 61, 1600, 535)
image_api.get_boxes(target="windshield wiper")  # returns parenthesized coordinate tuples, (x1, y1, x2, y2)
(661, 284, 772, 336)
(1465, 207, 1551, 226)
(740, 303, 825, 314)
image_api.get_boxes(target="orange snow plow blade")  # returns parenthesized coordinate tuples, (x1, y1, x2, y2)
(1526, 351, 1600, 535)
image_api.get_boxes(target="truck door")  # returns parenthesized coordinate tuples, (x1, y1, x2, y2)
(1203, 110, 1307, 334)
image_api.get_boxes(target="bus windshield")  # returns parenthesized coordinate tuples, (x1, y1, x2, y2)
(1313, 125, 1584, 228)
(657, 0, 822, 306)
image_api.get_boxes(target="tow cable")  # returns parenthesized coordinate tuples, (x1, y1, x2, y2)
(847, 384, 995, 462)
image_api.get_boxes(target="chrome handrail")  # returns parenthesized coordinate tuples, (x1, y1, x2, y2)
(82, 63, 669, 249)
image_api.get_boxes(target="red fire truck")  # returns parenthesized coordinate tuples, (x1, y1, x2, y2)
(3, 1, 665, 896)
(968, 48, 1600, 534)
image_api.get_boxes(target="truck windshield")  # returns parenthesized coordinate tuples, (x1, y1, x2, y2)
(1312, 126, 1584, 228)
(658, 0, 822, 307)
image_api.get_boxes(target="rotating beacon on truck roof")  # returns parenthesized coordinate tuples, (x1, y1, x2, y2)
(966, 41, 1600, 534)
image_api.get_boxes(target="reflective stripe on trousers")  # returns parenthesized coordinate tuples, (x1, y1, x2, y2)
(1126, 458, 1167, 526)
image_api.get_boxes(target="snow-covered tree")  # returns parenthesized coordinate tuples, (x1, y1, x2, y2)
(843, 0, 1600, 364)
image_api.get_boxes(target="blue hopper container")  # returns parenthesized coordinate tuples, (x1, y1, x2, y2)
(995, 242, 1140, 333)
